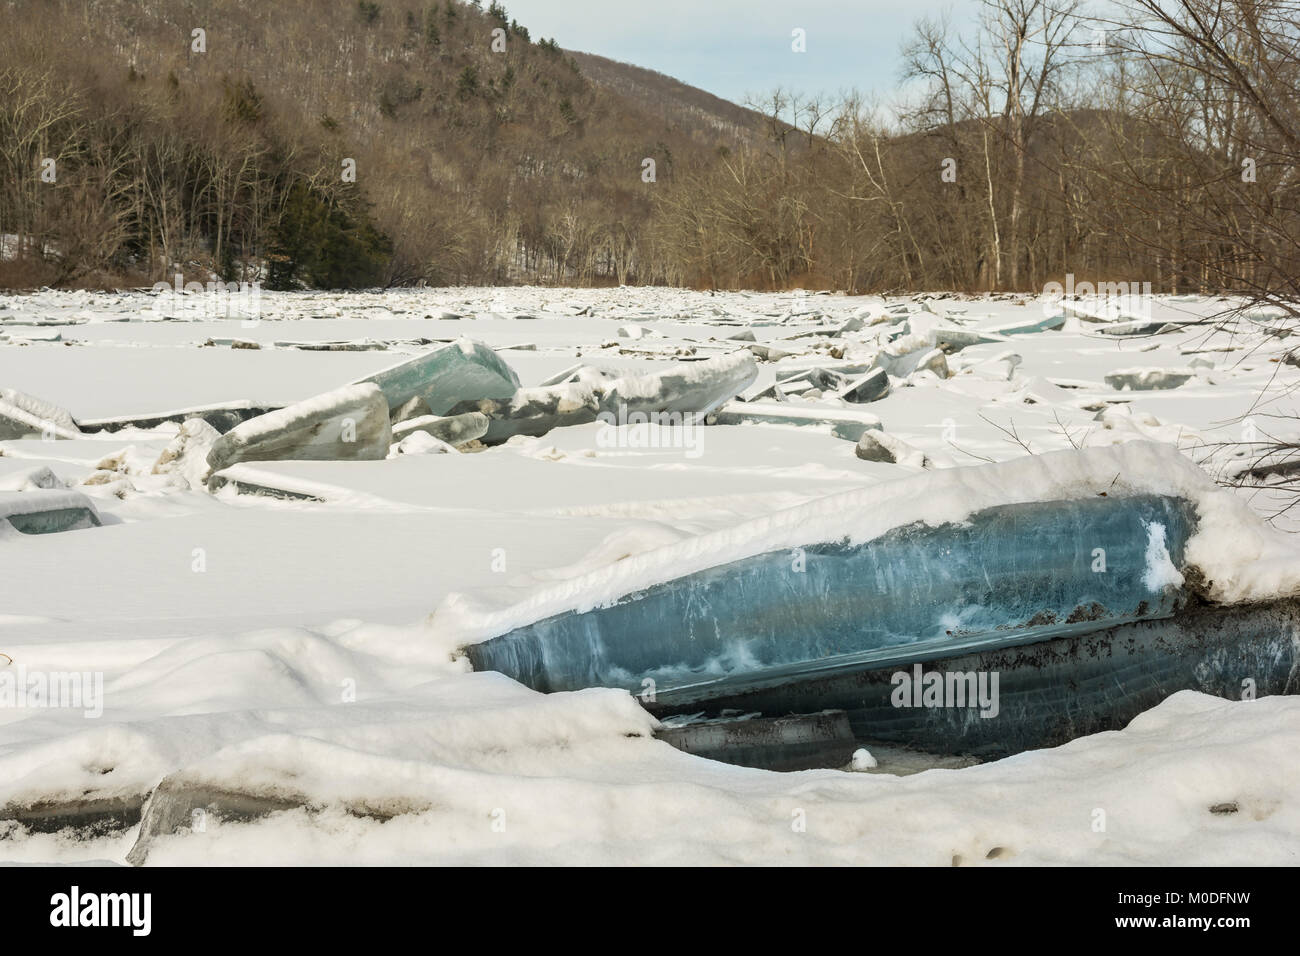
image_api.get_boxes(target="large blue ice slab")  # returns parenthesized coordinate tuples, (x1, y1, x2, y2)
(466, 494, 1198, 697)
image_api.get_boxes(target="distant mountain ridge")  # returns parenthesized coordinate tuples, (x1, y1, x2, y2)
(567, 50, 772, 149)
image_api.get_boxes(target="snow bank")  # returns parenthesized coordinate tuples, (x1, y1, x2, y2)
(0, 465, 61, 491)
(108, 692, 1300, 865)
(434, 442, 1300, 645)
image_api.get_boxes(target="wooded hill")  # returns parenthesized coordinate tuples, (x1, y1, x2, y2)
(2, 0, 1296, 301)
(0, 0, 766, 289)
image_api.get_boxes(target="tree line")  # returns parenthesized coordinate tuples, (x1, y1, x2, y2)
(653, 0, 1298, 310)
(1, 0, 1295, 308)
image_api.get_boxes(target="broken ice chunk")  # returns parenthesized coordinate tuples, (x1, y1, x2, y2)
(389, 395, 433, 425)
(536, 362, 600, 388)
(205, 383, 391, 478)
(710, 400, 883, 442)
(151, 418, 221, 490)
(1015, 376, 1078, 406)
(76, 401, 280, 435)
(465, 494, 1198, 700)
(0, 489, 101, 534)
(449, 384, 601, 444)
(455, 353, 759, 445)
(0, 465, 61, 492)
(836, 367, 891, 404)
(878, 346, 949, 379)
(833, 314, 865, 335)
(962, 350, 1023, 382)
(0, 388, 80, 435)
(745, 343, 793, 362)
(855, 431, 935, 468)
(1093, 318, 1171, 336)
(778, 367, 850, 392)
(391, 431, 457, 455)
(391, 411, 490, 446)
(985, 313, 1066, 335)
(596, 351, 758, 418)
(1104, 368, 1194, 391)
(0, 391, 81, 441)
(353, 338, 520, 415)
(930, 326, 1007, 353)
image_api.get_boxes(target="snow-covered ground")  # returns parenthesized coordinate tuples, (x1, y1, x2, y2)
(2, 285, 1298, 865)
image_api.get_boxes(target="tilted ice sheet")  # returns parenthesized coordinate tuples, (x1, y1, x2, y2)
(467, 494, 1199, 695)
(435, 442, 1300, 648)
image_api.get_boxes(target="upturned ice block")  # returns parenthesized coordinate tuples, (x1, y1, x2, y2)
(206, 383, 391, 476)
(466, 494, 1198, 698)
(0, 490, 101, 534)
(354, 338, 520, 415)
(596, 351, 758, 417)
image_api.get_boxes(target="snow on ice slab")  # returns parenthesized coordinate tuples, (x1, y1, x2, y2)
(0, 396, 80, 441)
(876, 346, 949, 380)
(984, 313, 1066, 336)
(77, 400, 281, 435)
(854, 430, 935, 468)
(710, 400, 883, 442)
(0, 426, 872, 645)
(596, 351, 758, 417)
(0, 388, 79, 434)
(929, 326, 1008, 352)
(120, 675, 658, 864)
(205, 383, 391, 477)
(353, 338, 520, 415)
(0, 489, 100, 534)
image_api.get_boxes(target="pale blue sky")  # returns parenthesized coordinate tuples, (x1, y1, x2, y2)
(500, 0, 974, 107)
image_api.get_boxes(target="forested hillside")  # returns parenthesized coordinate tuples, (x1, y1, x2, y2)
(1, 0, 1296, 302)
(0, 0, 758, 288)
